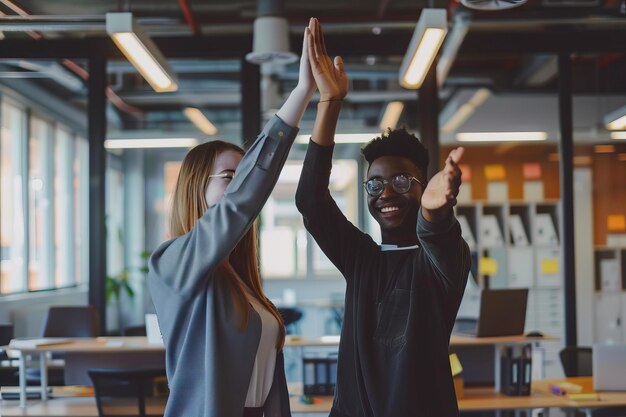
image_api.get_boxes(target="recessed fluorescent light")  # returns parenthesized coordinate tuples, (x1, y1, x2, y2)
(595, 144, 615, 153)
(456, 132, 547, 142)
(379, 101, 404, 130)
(399, 9, 448, 89)
(441, 88, 491, 133)
(184, 107, 218, 135)
(605, 105, 626, 131)
(104, 138, 198, 149)
(436, 13, 469, 87)
(106, 12, 178, 93)
(296, 133, 378, 144)
(611, 132, 626, 140)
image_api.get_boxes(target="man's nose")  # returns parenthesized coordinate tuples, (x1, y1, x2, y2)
(379, 182, 397, 199)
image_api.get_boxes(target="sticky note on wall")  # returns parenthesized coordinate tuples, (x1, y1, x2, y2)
(541, 259, 560, 275)
(459, 164, 472, 181)
(522, 163, 542, 180)
(479, 257, 498, 275)
(607, 215, 626, 232)
(484, 164, 506, 181)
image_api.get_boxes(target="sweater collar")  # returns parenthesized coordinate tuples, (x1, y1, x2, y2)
(380, 244, 419, 251)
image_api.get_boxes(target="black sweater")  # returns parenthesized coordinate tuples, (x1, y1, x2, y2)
(295, 141, 471, 417)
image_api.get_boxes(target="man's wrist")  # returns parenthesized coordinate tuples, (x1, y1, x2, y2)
(422, 207, 452, 224)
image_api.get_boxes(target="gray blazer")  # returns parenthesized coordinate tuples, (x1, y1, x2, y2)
(148, 115, 297, 417)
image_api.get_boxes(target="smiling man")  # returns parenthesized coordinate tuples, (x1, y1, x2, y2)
(297, 20, 471, 416)
(297, 127, 471, 416)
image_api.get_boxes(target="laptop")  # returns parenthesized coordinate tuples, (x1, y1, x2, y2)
(457, 288, 529, 338)
(593, 344, 626, 391)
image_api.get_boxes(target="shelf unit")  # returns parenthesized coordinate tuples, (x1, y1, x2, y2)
(455, 201, 564, 375)
(593, 247, 626, 344)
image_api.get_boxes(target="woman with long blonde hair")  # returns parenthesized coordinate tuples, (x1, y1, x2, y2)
(148, 19, 327, 417)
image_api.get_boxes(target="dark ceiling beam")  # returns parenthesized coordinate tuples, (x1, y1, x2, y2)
(0, 29, 624, 60)
(0, 33, 411, 59)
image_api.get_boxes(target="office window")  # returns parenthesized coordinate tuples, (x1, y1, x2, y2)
(74, 135, 89, 284)
(53, 126, 75, 288)
(260, 160, 359, 279)
(0, 100, 27, 294)
(163, 161, 181, 240)
(28, 116, 54, 290)
(106, 156, 125, 281)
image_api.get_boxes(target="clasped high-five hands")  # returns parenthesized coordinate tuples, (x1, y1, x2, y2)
(304, 17, 348, 102)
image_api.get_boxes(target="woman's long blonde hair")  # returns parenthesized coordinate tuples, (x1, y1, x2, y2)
(169, 140, 285, 349)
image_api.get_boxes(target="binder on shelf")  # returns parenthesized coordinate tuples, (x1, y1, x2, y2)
(518, 345, 532, 396)
(500, 344, 532, 397)
(480, 214, 503, 246)
(303, 355, 338, 396)
(457, 215, 476, 248)
(500, 347, 520, 396)
(509, 215, 529, 246)
(303, 358, 317, 395)
(534, 213, 559, 246)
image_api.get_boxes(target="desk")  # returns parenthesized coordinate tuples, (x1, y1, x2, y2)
(4, 379, 625, 417)
(285, 334, 558, 393)
(451, 334, 558, 392)
(4, 334, 557, 409)
(4, 337, 163, 408)
(534, 377, 626, 417)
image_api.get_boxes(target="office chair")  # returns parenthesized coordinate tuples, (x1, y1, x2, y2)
(278, 307, 303, 335)
(123, 325, 147, 337)
(559, 346, 626, 417)
(88, 368, 168, 417)
(0, 324, 14, 362)
(559, 346, 593, 377)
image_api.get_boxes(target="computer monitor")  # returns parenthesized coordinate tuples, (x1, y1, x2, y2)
(459, 288, 529, 338)
(593, 344, 626, 391)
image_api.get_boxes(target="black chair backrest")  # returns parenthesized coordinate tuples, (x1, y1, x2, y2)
(0, 324, 13, 345)
(0, 324, 14, 361)
(88, 368, 168, 417)
(123, 325, 147, 337)
(43, 306, 100, 337)
(559, 346, 593, 377)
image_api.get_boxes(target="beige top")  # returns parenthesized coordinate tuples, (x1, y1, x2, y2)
(244, 291, 279, 407)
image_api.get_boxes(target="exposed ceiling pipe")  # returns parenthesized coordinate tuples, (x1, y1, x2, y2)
(0, 1, 142, 116)
(10, 60, 85, 91)
(179, 0, 200, 35)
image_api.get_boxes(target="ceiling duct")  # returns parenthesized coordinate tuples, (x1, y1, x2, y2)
(245, 0, 297, 65)
(461, 0, 528, 11)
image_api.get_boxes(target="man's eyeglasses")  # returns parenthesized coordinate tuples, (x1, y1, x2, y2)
(363, 174, 425, 197)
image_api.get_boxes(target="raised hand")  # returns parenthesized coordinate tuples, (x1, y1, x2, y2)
(307, 17, 348, 101)
(421, 147, 465, 223)
(296, 24, 316, 98)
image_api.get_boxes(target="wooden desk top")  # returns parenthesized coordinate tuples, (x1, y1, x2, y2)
(4, 337, 164, 353)
(283, 334, 558, 348)
(534, 377, 626, 408)
(3, 334, 558, 353)
(450, 334, 559, 346)
(3, 380, 626, 416)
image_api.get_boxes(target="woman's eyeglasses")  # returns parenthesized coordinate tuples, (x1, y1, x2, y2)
(363, 174, 425, 197)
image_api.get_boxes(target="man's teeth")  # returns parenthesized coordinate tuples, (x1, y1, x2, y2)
(381, 206, 399, 213)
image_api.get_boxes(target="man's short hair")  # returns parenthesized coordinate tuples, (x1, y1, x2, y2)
(361, 128, 429, 176)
